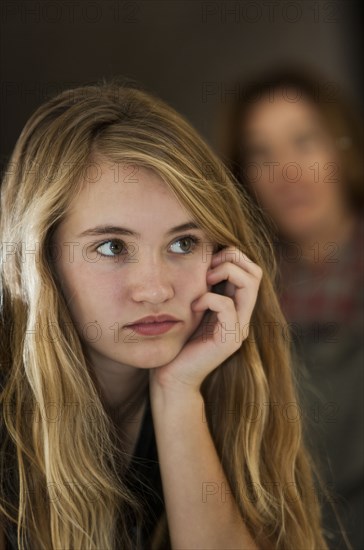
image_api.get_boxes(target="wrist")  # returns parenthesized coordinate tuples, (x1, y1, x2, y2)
(149, 379, 203, 413)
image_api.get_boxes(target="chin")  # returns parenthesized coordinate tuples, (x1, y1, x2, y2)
(279, 216, 316, 240)
(122, 344, 183, 370)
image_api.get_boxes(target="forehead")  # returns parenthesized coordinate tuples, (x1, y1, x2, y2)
(60, 161, 190, 232)
(78, 161, 169, 198)
(243, 93, 321, 136)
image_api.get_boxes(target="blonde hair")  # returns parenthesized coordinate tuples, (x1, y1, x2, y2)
(1, 78, 328, 549)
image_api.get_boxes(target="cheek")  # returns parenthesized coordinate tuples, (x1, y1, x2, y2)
(301, 153, 343, 207)
(177, 262, 211, 298)
(54, 261, 105, 321)
(252, 180, 277, 208)
(53, 259, 76, 301)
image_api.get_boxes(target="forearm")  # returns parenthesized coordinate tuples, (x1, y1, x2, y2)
(150, 388, 259, 550)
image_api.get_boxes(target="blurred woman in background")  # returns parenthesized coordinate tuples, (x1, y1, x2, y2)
(220, 68, 363, 549)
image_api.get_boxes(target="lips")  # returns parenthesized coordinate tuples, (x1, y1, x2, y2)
(282, 194, 312, 207)
(124, 314, 179, 327)
(124, 315, 181, 336)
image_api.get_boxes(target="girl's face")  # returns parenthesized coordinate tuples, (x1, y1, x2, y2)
(241, 90, 347, 241)
(53, 161, 214, 371)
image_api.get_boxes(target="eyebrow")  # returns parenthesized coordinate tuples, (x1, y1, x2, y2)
(77, 222, 201, 239)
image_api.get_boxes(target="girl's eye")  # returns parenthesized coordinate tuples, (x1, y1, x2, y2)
(96, 240, 126, 257)
(169, 236, 200, 254)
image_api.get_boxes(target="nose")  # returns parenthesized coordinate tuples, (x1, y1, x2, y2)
(129, 255, 174, 304)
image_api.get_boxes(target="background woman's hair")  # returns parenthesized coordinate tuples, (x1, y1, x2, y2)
(1, 78, 329, 549)
(218, 66, 364, 214)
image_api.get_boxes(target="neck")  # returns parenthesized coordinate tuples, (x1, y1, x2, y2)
(85, 348, 149, 423)
(283, 209, 357, 265)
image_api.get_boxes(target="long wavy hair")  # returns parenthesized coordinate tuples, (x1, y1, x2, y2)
(0, 78, 329, 549)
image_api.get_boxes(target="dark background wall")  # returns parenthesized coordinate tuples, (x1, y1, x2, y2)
(1, 0, 363, 164)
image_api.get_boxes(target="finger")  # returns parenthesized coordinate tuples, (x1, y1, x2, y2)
(192, 293, 245, 350)
(191, 292, 240, 342)
(211, 247, 263, 279)
(207, 262, 261, 289)
(207, 263, 250, 298)
(207, 263, 262, 327)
